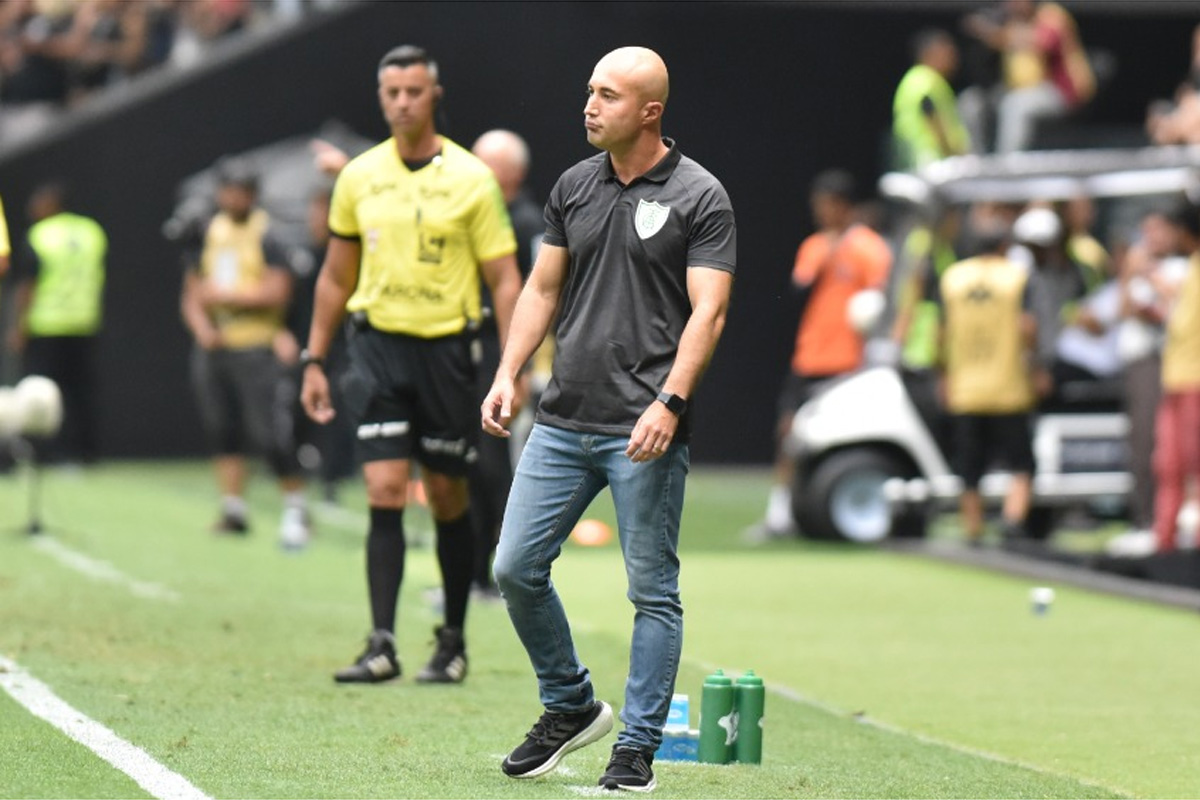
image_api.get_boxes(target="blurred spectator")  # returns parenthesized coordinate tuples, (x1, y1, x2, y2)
(7, 181, 107, 465)
(747, 169, 892, 540)
(0, 191, 12, 389)
(958, 200, 1024, 261)
(936, 221, 1037, 545)
(0, 0, 74, 141)
(66, 0, 152, 100)
(0, 0, 318, 145)
(468, 128, 541, 600)
(892, 206, 960, 372)
(1109, 206, 1193, 554)
(1053, 242, 1122, 392)
(1145, 24, 1200, 146)
(280, 184, 354, 504)
(892, 28, 971, 170)
(962, 0, 1095, 153)
(1011, 205, 1089, 405)
(169, 0, 253, 69)
(1152, 202, 1200, 552)
(0, 191, 10, 279)
(1058, 195, 1109, 290)
(179, 157, 310, 547)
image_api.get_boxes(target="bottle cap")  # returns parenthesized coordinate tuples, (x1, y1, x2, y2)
(736, 670, 763, 686)
(705, 669, 732, 686)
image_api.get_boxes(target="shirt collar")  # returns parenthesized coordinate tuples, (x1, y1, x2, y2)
(600, 137, 680, 185)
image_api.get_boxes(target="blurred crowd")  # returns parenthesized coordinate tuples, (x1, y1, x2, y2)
(753, 0, 1200, 556)
(0, 0, 333, 144)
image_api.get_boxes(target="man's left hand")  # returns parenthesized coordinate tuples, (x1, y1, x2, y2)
(626, 403, 678, 462)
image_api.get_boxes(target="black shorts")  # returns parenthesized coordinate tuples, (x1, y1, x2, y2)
(950, 412, 1036, 489)
(189, 346, 300, 477)
(776, 372, 840, 419)
(341, 323, 479, 477)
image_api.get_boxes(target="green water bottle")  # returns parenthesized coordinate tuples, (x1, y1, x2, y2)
(698, 669, 735, 764)
(734, 670, 765, 764)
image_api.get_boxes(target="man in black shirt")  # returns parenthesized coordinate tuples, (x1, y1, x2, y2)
(482, 46, 736, 792)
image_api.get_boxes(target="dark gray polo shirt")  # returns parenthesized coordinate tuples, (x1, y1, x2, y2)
(536, 138, 737, 441)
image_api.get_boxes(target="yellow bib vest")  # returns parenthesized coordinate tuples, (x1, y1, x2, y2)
(199, 209, 282, 349)
(26, 212, 107, 337)
(941, 255, 1035, 414)
(1163, 255, 1200, 391)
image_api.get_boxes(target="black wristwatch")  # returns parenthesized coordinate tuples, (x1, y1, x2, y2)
(299, 348, 325, 370)
(656, 391, 687, 416)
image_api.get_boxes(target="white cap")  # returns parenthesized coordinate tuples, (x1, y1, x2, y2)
(1013, 207, 1062, 247)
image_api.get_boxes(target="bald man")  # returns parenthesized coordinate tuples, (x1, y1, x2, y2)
(468, 129, 543, 601)
(485, 47, 737, 791)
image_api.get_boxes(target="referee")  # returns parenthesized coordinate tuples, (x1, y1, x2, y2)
(301, 45, 521, 685)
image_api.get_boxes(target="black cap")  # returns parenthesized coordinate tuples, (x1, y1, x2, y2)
(214, 156, 259, 192)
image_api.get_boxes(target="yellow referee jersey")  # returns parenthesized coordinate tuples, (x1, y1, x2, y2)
(330, 136, 517, 338)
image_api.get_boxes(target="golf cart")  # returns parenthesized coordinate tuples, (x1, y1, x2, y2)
(788, 145, 1200, 543)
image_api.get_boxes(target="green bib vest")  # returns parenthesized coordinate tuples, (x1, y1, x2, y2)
(27, 212, 107, 337)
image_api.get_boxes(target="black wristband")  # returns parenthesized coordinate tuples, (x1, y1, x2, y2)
(299, 348, 325, 369)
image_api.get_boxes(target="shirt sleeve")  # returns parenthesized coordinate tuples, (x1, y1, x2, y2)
(327, 166, 360, 240)
(792, 235, 826, 286)
(542, 174, 568, 249)
(468, 173, 517, 263)
(687, 183, 736, 273)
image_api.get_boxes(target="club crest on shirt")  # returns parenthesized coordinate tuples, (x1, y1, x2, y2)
(635, 199, 671, 240)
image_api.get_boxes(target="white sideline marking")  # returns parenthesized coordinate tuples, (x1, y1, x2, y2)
(30, 537, 180, 602)
(692, 659, 1129, 798)
(0, 654, 211, 800)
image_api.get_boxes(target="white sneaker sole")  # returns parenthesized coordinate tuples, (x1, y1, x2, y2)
(510, 700, 614, 779)
(604, 777, 656, 793)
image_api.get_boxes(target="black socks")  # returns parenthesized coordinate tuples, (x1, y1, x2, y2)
(435, 513, 474, 630)
(366, 507, 405, 633)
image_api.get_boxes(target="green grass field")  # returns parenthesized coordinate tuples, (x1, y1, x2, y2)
(2, 461, 1199, 799)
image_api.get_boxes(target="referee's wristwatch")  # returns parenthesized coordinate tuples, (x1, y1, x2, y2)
(299, 348, 325, 370)
(656, 391, 687, 416)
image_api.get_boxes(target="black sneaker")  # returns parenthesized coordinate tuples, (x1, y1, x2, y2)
(415, 626, 468, 683)
(212, 513, 248, 535)
(502, 700, 614, 778)
(333, 631, 401, 683)
(598, 745, 656, 792)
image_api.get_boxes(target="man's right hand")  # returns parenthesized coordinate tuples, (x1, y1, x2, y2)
(301, 366, 336, 424)
(481, 377, 514, 438)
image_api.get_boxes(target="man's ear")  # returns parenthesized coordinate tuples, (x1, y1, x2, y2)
(434, 85, 444, 107)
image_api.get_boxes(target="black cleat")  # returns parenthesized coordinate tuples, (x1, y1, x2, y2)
(598, 745, 656, 792)
(502, 700, 614, 778)
(415, 626, 468, 683)
(333, 631, 401, 683)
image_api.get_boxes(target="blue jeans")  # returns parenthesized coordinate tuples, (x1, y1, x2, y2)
(493, 423, 689, 752)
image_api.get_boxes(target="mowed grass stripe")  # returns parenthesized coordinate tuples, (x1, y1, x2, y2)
(0, 462, 1170, 797)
